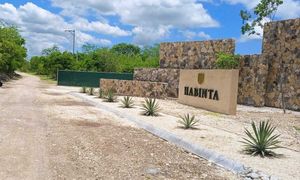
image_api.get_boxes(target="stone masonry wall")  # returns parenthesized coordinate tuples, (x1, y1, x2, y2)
(238, 55, 268, 106)
(160, 39, 235, 69)
(114, 18, 299, 110)
(262, 18, 300, 111)
(100, 79, 168, 98)
(134, 68, 180, 97)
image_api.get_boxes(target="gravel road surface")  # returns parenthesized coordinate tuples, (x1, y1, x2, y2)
(0, 73, 236, 180)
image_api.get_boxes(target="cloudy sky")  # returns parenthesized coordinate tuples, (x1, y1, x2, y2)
(1, 0, 300, 57)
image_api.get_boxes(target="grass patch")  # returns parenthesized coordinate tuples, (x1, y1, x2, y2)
(38, 75, 56, 83)
(27, 72, 56, 84)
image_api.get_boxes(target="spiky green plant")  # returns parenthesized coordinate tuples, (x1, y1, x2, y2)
(178, 114, 199, 129)
(242, 121, 282, 157)
(121, 96, 134, 108)
(142, 98, 160, 116)
(81, 87, 87, 93)
(105, 89, 117, 102)
(98, 88, 104, 98)
(88, 87, 94, 95)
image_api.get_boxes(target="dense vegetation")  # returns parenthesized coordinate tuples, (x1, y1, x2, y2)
(0, 25, 27, 75)
(29, 43, 160, 79)
(216, 52, 240, 69)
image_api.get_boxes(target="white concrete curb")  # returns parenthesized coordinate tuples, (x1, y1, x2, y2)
(71, 92, 247, 174)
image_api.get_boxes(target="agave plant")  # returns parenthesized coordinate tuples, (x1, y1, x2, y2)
(98, 88, 104, 98)
(121, 96, 134, 108)
(81, 87, 87, 93)
(105, 89, 117, 102)
(242, 121, 281, 157)
(142, 98, 160, 116)
(178, 114, 199, 129)
(88, 87, 94, 95)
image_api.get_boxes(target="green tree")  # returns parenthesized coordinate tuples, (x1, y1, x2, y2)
(29, 43, 160, 76)
(82, 43, 98, 53)
(111, 43, 141, 56)
(141, 44, 159, 61)
(0, 25, 27, 73)
(29, 56, 47, 75)
(47, 51, 76, 79)
(42, 45, 60, 56)
(240, 0, 283, 35)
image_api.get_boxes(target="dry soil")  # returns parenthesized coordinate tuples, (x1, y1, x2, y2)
(0, 73, 236, 180)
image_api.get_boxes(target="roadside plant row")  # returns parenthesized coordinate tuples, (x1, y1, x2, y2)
(81, 87, 283, 158)
(28, 43, 160, 79)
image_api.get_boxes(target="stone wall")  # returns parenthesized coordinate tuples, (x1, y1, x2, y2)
(237, 55, 268, 106)
(100, 79, 168, 98)
(262, 18, 300, 111)
(160, 39, 235, 69)
(106, 18, 299, 111)
(134, 68, 180, 97)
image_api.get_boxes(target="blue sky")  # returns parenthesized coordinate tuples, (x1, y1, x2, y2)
(1, 0, 299, 57)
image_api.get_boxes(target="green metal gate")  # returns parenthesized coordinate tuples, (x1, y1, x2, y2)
(57, 70, 133, 87)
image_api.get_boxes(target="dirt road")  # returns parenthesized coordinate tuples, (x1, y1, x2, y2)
(0, 73, 235, 179)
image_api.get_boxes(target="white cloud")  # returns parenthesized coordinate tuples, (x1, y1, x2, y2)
(182, 30, 211, 40)
(1, 1, 220, 55)
(198, 31, 211, 39)
(0, 2, 122, 56)
(132, 26, 170, 45)
(223, 0, 300, 19)
(72, 18, 131, 36)
(114, 0, 218, 28)
(277, 0, 300, 19)
(238, 18, 270, 42)
(51, 0, 116, 17)
(183, 30, 197, 39)
(51, 0, 219, 45)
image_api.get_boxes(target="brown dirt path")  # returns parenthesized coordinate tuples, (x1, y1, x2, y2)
(0, 73, 236, 179)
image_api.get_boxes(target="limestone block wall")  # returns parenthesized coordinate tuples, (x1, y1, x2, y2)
(160, 39, 235, 69)
(238, 55, 268, 106)
(134, 68, 180, 97)
(262, 18, 300, 111)
(100, 79, 168, 98)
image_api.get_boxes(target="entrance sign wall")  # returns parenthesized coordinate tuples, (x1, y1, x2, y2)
(178, 69, 239, 115)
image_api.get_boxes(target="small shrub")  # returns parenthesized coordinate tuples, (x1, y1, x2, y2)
(178, 114, 199, 129)
(81, 87, 87, 93)
(142, 98, 160, 116)
(88, 87, 94, 95)
(98, 88, 104, 98)
(216, 52, 240, 69)
(121, 96, 134, 108)
(242, 121, 281, 157)
(105, 89, 117, 102)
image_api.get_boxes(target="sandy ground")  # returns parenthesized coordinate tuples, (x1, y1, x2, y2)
(0, 73, 236, 180)
(82, 90, 300, 180)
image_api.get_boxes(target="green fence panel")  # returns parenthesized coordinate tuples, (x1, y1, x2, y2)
(57, 70, 133, 87)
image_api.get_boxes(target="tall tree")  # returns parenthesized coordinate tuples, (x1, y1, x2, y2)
(0, 25, 27, 73)
(240, 0, 283, 35)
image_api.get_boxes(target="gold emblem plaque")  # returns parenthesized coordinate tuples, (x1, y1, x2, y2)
(198, 73, 205, 84)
